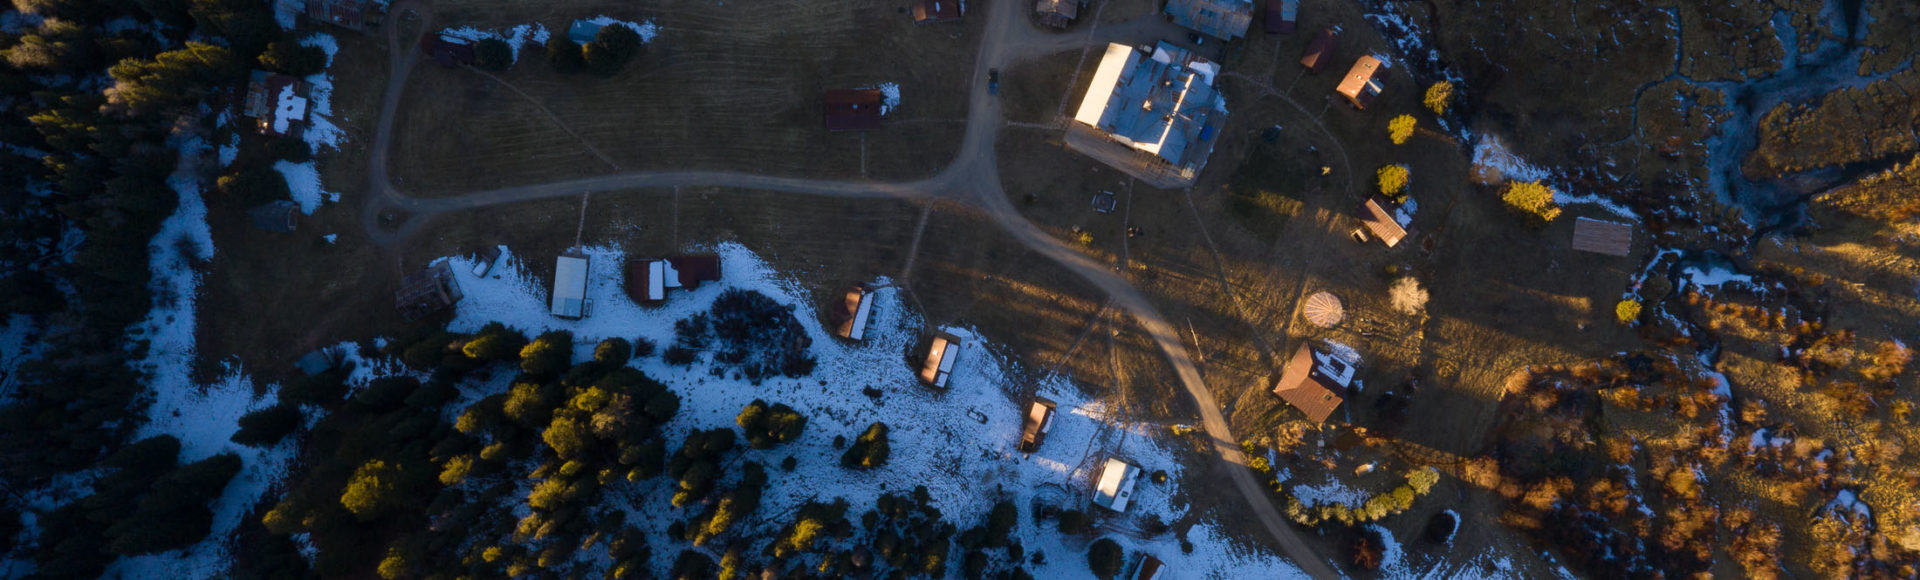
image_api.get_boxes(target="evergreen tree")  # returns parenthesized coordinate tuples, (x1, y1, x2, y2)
(583, 23, 642, 77)
(232, 404, 304, 447)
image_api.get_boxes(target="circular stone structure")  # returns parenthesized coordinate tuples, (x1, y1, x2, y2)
(1303, 292, 1344, 327)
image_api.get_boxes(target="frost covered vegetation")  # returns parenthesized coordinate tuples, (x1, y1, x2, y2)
(0, 0, 312, 571)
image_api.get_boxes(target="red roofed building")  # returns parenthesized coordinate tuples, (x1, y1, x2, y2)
(306, 0, 382, 32)
(1300, 28, 1336, 73)
(825, 89, 885, 132)
(627, 255, 722, 303)
(1270, 343, 1355, 423)
(240, 70, 311, 136)
(913, 0, 963, 23)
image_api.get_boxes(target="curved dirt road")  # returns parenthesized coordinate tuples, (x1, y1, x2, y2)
(364, 1, 1338, 577)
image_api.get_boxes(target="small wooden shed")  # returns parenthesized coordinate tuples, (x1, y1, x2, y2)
(1571, 217, 1635, 257)
(1299, 28, 1337, 73)
(1018, 397, 1057, 453)
(1359, 198, 1408, 248)
(1092, 458, 1141, 512)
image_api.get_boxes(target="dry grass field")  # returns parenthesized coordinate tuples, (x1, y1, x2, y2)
(388, 0, 984, 197)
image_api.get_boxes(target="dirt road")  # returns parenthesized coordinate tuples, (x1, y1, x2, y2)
(361, 1, 1338, 577)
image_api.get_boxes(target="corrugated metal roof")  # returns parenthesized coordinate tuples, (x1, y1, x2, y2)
(826, 89, 885, 132)
(1300, 29, 1336, 71)
(1165, 0, 1254, 39)
(1093, 458, 1141, 511)
(1572, 217, 1635, 257)
(1073, 43, 1227, 172)
(551, 254, 590, 318)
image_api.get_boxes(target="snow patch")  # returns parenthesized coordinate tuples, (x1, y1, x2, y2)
(584, 15, 658, 43)
(870, 82, 902, 115)
(104, 135, 297, 579)
(273, 160, 333, 214)
(1470, 135, 1549, 182)
(1680, 265, 1752, 289)
(438, 241, 1306, 578)
(298, 33, 346, 152)
(439, 23, 553, 62)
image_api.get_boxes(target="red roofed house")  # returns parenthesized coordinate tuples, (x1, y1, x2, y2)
(1336, 55, 1386, 110)
(913, 0, 963, 23)
(306, 0, 382, 32)
(240, 70, 311, 137)
(1270, 343, 1356, 423)
(627, 255, 722, 303)
(1299, 28, 1336, 73)
(825, 89, 885, 132)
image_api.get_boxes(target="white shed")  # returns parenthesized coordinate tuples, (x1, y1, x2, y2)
(1092, 458, 1141, 512)
(551, 253, 590, 319)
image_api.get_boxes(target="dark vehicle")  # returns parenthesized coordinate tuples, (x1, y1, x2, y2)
(988, 69, 1000, 95)
(1187, 31, 1203, 45)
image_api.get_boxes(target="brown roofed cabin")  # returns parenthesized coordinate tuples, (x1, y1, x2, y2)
(1299, 28, 1336, 73)
(919, 332, 962, 388)
(1271, 343, 1356, 423)
(1336, 55, 1385, 109)
(1018, 398, 1057, 453)
(627, 255, 722, 303)
(1571, 217, 1635, 257)
(829, 284, 876, 341)
(825, 89, 885, 132)
(1034, 0, 1079, 29)
(306, 0, 381, 32)
(913, 0, 963, 23)
(396, 262, 464, 321)
(1359, 198, 1408, 248)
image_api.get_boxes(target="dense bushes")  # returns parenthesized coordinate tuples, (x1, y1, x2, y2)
(1501, 180, 1561, 226)
(519, 330, 573, 376)
(1087, 538, 1125, 579)
(259, 39, 328, 76)
(473, 38, 512, 71)
(668, 289, 817, 382)
(1278, 467, 1441, 526)
(583, 23, 642, 76)
(736, 399, 807, 448)
(841, 422, 891, 469)
(232, 404, 305, 446)
(29, 437, 242, 576)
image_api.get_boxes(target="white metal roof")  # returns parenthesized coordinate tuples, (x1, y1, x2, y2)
(848, 290, 873, 341)
(1092, 458, 1141, 512)
(1074, 44, 1140, 126)
(551, 255, 590, 318)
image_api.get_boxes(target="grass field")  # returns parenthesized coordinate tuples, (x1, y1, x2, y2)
(388, 0, 983, 197)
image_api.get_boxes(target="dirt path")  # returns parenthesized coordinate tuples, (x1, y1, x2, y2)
(359, 1, 1338, 576)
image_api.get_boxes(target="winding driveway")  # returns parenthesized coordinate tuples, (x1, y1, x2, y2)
(363, 1, 1338, 577)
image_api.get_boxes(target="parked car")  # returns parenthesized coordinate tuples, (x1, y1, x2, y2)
(988, 69, 1000, 95)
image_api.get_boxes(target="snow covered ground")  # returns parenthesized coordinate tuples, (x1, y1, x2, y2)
(438, 242, 1310, 578)
(872, 82, 902, 115)
(273, 160, 336, 214)
(298, 33, 346, 153)
(100, 135, 300, 579)
(439, 23, 552, 62)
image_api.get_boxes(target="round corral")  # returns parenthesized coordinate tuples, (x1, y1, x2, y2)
(1303, 292, 1344, 327)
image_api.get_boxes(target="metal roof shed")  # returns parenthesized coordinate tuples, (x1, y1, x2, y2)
(1093, 458, 1142, 512)
(832, 285, 875, 341)
(1018, 398, 1057, 453)
(919, 332, 962, 388)
(551, 253, 590, 319)
(1336, 56, 1386, 110)
(1572, 217, 1635, 257)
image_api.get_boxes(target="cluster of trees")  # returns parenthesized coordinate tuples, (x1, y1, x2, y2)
(1277, 467, 1440, 527)
(841, 422, 892, 469)
(0, 0, 329, 572)
(236, 322, 689, 578)
(30, 436, 241, 577)
(0, 0, 266, 483)
(546, 23, 643, 77)
(1500, 180, 1560, 226)
(737, 399, 808, 449)
(666, 289, 818, 382)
